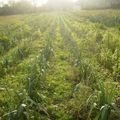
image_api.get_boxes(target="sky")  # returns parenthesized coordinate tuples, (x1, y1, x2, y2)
(0, 0, 78, 6)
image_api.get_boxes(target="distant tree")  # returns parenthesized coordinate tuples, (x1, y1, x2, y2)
(77, 0, 120, 9)
(0, 0, 34, 15)
(0, 4, 11, 15)
(110, 0, 120, 8)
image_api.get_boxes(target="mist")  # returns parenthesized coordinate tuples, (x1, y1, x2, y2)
(0, 0, 120, 15)
(45, 0, 78, 10)
(78, 0, 120, 9)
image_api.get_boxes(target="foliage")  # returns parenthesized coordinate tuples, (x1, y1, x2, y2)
(0, 10, 120, 120)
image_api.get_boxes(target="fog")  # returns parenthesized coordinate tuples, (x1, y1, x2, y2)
(46, 0, 78, 9)
(0, 0, 120, 15)
(78, 0, 120, 9)
(0, 0, 78, 6)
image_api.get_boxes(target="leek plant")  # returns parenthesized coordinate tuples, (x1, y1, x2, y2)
(87, 82, 118, 120)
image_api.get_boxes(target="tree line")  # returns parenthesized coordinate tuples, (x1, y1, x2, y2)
(0, 0, 120, 15)
(0, 0, 45, 15)
(77, 0, 120, 9)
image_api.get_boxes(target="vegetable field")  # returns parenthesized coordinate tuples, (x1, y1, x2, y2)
(0, 10, 120, 120)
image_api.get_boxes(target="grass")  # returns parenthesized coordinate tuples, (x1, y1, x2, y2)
(0, 10, 120, 120)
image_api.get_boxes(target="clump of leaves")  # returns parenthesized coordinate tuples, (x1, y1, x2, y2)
(0, 35, 11, 54)
(87, 82, 118, 120)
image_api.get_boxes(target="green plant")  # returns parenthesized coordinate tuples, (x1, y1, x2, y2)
(0, 36, 11, 54)
(88, 82, 118, 120)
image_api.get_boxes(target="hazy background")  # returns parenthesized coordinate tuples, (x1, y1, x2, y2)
(0, 0, 78, 6)
(0, 0, 48, 6)
(0, 0, 120, 15)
